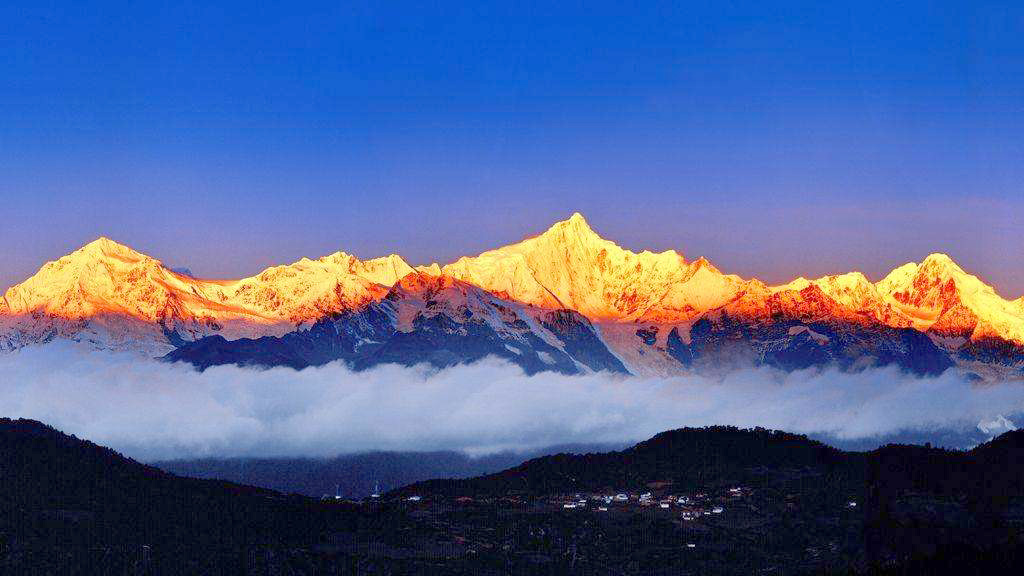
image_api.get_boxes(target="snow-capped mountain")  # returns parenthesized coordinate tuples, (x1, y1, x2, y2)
(442, 213, 692, 321)
(876, 253, 1024, 343)
(978, 414, 1017, 438)
(0, 237, 412, 354)
(3, 214, 1023, 377)
(166, 270, 627, 374)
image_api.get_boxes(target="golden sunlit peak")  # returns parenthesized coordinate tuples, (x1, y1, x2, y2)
(919, 253, 966, 274)
(922, 252, 956, 264)
(545, 212, 597, 238)
(690, 256, 719, 273)
(75, 236, 147, 260)
(82, 236, 125, 249)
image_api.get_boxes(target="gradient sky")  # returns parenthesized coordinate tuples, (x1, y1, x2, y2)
(1, 1, 1022, 296)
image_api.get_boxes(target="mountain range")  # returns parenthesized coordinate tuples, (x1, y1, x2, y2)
(3, 213, 1023, 378)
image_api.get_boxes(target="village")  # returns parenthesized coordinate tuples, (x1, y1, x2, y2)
(550, 486, 742, 520)
(373, 481, 858, 523)
(366, 484, 752, 517)
(306, 479, 864, 574)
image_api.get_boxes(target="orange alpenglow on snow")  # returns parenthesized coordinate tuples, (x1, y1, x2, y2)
(0, 236, 413, 354)
(3, 214, 1024, 356)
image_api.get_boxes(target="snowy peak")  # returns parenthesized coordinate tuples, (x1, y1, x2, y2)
(688, 256, 720, 275)
(75, 236, 152, 264)
(879, 254, 971, 314)
(877, 253, 1024, 342)
(638, 257, 746, 323)
(383, 270, 529, 335)
(388, 270, 521, 315)
(312, 251, 413, 287)
(801, 273, 890, 318)
(568, 211, 587, 224)
(920, 252, 966, 274)
(390, 270, 460, 297)
(978, 414, 1017, 437)
(0, 238, 417, 353)
(878, 253, 973, 304)
(2, 237, 166, 320)
(442, 213, 688, 321)
(537, 211, 603, 246)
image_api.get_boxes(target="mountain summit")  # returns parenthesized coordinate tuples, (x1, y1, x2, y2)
(443, 213, 689, 320)
(878, 252, 1024, 342)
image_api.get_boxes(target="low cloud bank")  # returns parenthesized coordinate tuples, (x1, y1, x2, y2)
(1, 343, 1021, 461)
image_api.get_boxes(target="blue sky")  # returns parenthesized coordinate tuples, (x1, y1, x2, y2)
(1, 1, 1022, 295)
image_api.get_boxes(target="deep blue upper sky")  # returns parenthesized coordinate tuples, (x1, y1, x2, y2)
(1, 1, 1022, 295)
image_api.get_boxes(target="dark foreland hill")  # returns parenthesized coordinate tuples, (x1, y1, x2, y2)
(396, 426, 1024, 572)
(397, 426, 863, 497)
(0, 418, 368, 573)
(4, 418, 1024, 574)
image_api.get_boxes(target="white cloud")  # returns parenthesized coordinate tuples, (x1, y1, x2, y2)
(1, 342, 1021, 461)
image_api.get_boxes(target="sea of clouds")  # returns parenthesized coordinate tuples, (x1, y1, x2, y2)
(1, 342, 1021, 461)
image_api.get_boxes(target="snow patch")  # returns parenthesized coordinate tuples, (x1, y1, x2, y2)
(978, 414, 1016, 436)
(788, 325, 830, 344)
